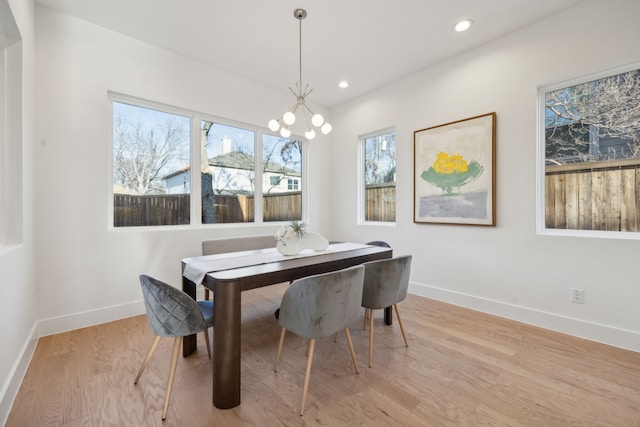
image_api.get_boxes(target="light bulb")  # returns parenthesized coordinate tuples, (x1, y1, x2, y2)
(454, 19, 472, 32)
(268, 119, 280, 131)
(311, 113, 324, 127)
(283, 111, 296, 125)
(305, 129, 316, 140)
(321, 123, 332, 134)
(280, 127, 291, 138)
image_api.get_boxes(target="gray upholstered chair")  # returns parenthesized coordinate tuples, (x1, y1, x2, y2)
(134, 274, 214, 421)
(361, 255, 412, 367)
(273, 265, 365, 416)
(366, 240, 391, 248)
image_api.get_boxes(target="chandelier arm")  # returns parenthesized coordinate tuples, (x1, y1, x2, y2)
(301, 102, 315, 116)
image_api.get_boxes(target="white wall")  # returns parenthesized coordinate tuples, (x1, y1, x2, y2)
(33, 6, 332, 330)
(330, 0, 640, 352)
(0, 0, 36, 423)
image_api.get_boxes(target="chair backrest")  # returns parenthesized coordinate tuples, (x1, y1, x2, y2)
(361, 255, 412, 309)
(139, 274, 209, 337)
(366, 240, 391, 248)
(278, 265, 365, 339)
(202, 235, 275, 255)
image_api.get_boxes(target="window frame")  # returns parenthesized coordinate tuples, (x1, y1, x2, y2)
(357, 127, 397, 226)
(0, 0, 23, 247)
(108, 92, 307, 230)
(536, 61, 640, 240)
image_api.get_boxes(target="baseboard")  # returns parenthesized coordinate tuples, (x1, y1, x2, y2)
(408, 281, 640, 353)
(36, 299, 147, 337)
(0, 323, 38, 427)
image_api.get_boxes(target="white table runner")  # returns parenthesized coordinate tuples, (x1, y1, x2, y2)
(183, 242, 371, 285)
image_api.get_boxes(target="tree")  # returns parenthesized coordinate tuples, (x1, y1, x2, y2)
(364, 133, 396, 184)
(263, 138, 302, 194)
(113, 116, 188, 194)
(545, 69, 640, 163)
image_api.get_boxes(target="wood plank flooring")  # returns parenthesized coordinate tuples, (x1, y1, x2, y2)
(6, 283, 640, 426)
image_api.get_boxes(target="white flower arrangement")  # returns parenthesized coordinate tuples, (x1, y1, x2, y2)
(274, 221, 307, 246)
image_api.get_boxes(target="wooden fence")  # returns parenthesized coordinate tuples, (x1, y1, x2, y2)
(114, 194, 190, 226)
(114, 192, 302, 226)
(545, 158, 640, 231)
(115, 186, 396, 226)
(365, 183, 396, 222)
(211, 192, 302, 223)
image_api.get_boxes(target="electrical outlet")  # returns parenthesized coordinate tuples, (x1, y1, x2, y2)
(570, 288, 585, 304)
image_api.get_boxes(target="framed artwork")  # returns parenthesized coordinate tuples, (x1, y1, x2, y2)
(414, 112, 496, 225)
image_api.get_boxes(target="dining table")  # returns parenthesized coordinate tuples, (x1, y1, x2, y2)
(181, 242, 393, 409)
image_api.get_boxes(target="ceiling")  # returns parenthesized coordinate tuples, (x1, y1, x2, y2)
(35, 0, 583, 107)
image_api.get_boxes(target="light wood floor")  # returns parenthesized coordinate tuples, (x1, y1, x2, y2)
(7, 283, 640, 426)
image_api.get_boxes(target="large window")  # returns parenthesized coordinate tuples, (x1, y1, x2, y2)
(112, 101, 191, 227)
(361, 129, 396, 223)
(538, 63, 640, 238)
(111, 96, 305, 227)
(262, 134, 302, 222)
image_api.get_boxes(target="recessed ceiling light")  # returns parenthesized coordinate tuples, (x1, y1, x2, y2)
(338, 81, 349, 89)
(454, 19, 473, 32)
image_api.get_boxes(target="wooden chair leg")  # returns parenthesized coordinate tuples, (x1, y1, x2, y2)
(134, 335, 161, 384)
(203, 328, 211, 358)
(363, 308, 369, 330)
(300, 339, 315, 416)
(162, 337, 182, 421)
(274, 328, 286, 371)
(343, 327, 359, 374)
(394, 304, 408, 347)
(204, 288, 210, 300)
(369, 308, 375, 368)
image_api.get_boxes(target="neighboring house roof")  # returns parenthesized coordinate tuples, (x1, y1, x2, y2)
(163, 165, 190, 180)
(162, 151, 301, 180)
(208, 151, 300, 176)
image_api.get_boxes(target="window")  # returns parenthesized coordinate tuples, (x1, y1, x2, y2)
(111, 95, 305, 227)
(201, 121, 255, 223)
(112, 101, 191, 227)
(361, 129, 396, 223)
(262, 133, 303, 222)
(270, 176, 282, 186)
(538, 63, 640, 237)
(0, 0, 22, 244)
(287, 179, 299, 191)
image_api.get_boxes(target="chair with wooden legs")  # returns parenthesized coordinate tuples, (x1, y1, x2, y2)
(361, 255, 412, 367)
(134, 274, 214, 421)
(273, 265, 365, 416)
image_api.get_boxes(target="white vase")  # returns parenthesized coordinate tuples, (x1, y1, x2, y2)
(276, 232, 328, 255)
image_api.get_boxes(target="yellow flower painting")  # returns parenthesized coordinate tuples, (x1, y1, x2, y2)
(421, 151, 484, 194)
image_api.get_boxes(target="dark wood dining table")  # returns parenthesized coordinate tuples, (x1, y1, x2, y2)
(181, 243, 392, 409)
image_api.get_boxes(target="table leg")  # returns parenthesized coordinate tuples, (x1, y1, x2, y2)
(212, 279, 242, 409)
(384, 306, 393, 325)
(182, 276, 198, 357)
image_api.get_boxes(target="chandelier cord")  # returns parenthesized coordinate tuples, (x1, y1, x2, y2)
(298, 15, 302, 94)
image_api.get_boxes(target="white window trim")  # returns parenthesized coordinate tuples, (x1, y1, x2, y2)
(357, 127, 396, 226)
(107, 92, 307, 230)
(536, 61, 640, 240)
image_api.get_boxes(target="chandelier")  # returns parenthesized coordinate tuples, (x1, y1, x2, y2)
(268, 9, 332, 140)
